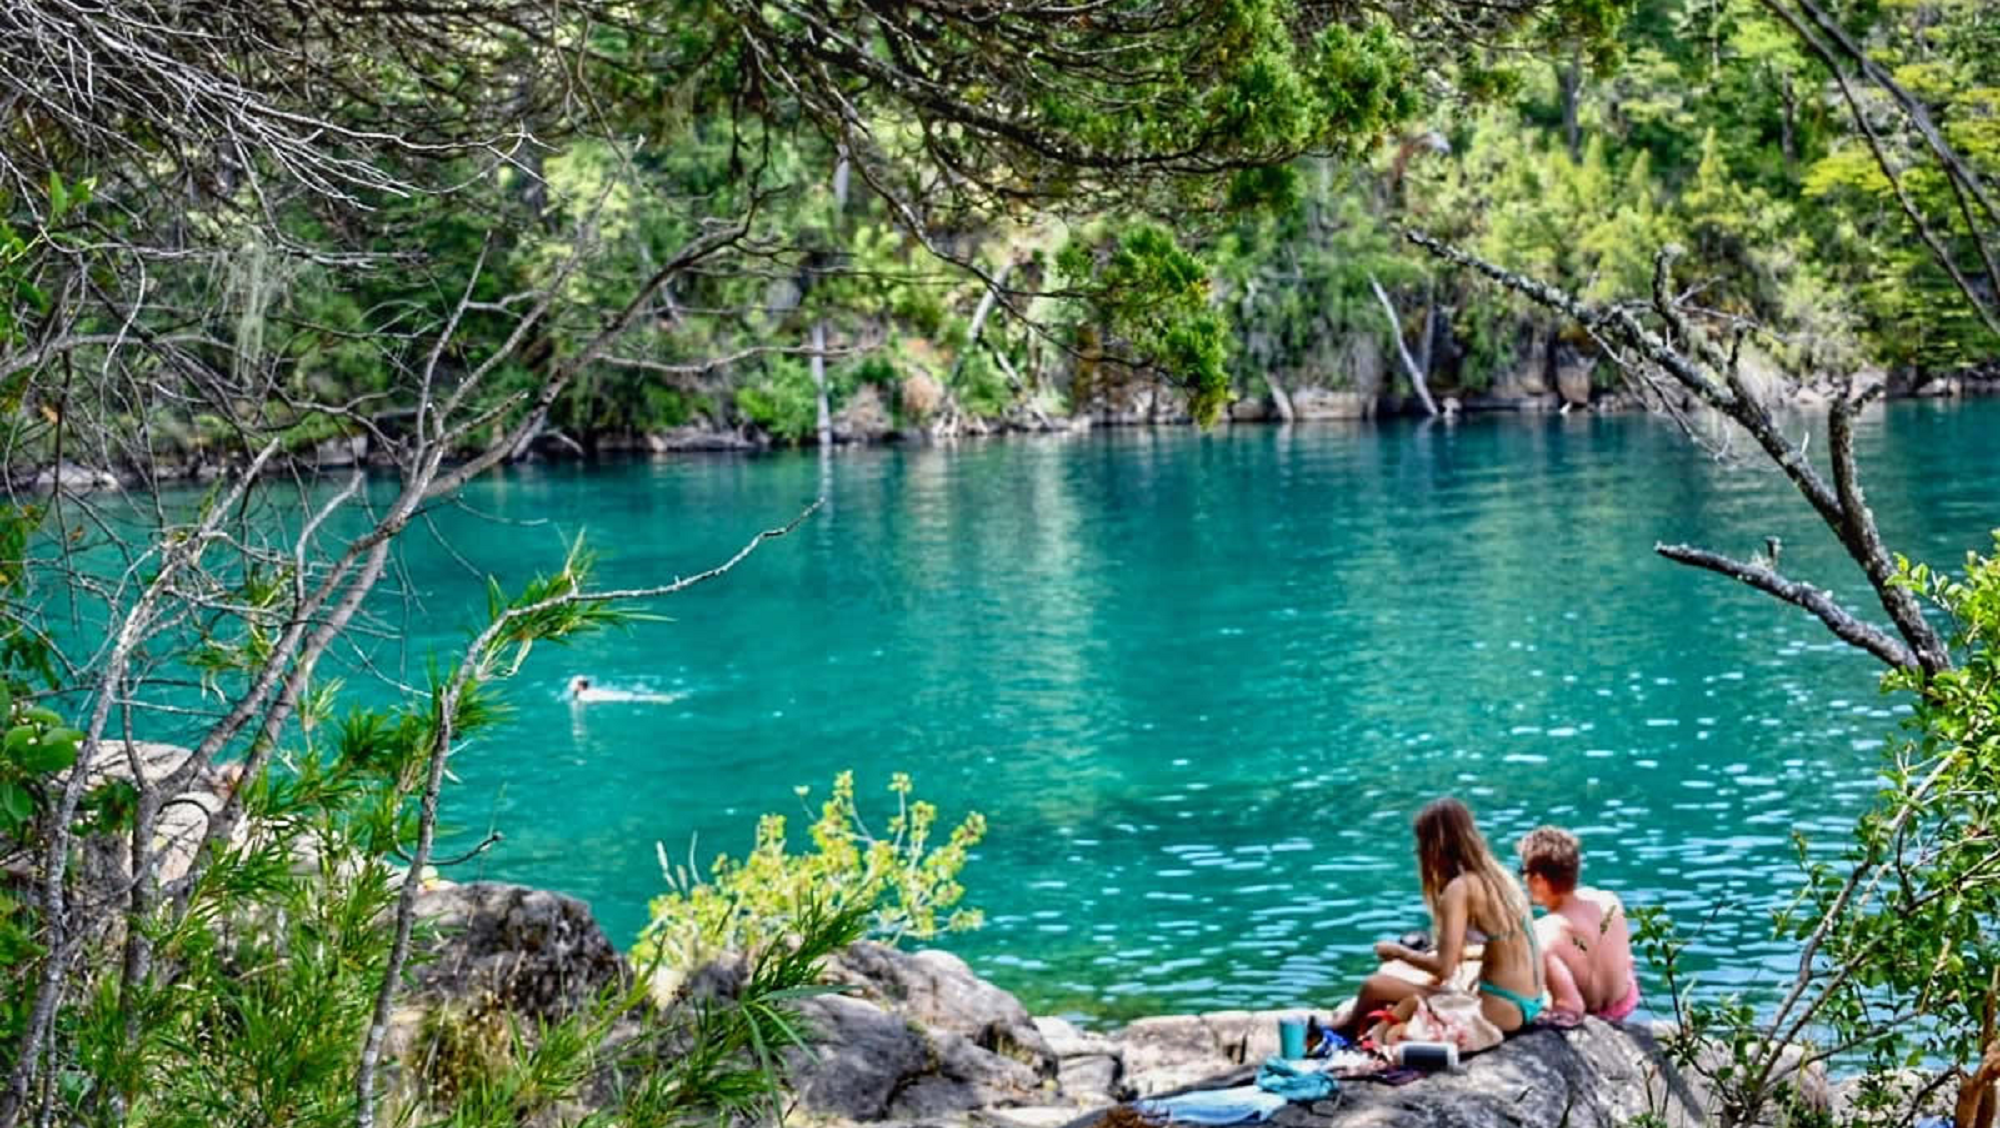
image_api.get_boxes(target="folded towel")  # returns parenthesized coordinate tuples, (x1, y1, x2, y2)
(1134, 1085, 1288, 1125)
(1255, 1056, 1340, 1102)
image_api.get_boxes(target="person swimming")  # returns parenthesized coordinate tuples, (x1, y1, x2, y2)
(566, 676, 685, 704)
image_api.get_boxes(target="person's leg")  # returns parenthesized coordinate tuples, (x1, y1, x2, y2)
(1335, 973, 1427, 1040)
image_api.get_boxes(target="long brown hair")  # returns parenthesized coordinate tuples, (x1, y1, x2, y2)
(1413, 797, 1529, 926)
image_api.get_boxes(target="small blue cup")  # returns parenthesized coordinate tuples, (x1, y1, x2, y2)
(1277, 1016, 1307, 1060)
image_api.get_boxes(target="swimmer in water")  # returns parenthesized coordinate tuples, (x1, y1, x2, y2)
(567, 675, 685, 705)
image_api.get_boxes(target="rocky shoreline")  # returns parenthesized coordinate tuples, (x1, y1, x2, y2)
(544, 363, 2000, 460)
(16, 368, 1997, 494)
(404, 879, 1869, 1128)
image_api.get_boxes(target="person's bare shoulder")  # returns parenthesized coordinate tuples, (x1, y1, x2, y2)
(1577, 887, 1628, 933)
(1578, 886, 1624, 913)
(1443, 872, 1477, 898)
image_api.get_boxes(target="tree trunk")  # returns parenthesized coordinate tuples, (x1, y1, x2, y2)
(812, 152, 851, 450)
(987, 345, 1053, 430)
(1266, 372, 1295, 422)
(812, 319, 831, 448)
(1779, 71, 1798, 170)
(1558, 55, 1583, 162)
(950, 259, 1015, 388)
(1418, 280, 1437, 379)
(1368, 274, 1438, 417)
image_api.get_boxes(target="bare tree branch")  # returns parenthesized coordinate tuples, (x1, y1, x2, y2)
(1654, 542, 1919, 670)
(1404, 227, 1952, 675)
(1756, 0, 2000, 342)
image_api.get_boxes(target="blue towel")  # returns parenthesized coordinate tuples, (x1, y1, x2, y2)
(1134, 1085, 1287, 1125)
(1255, 1056, 1340, 1102)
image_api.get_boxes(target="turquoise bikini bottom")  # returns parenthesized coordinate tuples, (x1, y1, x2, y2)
(1478, 979, 1545, 1025)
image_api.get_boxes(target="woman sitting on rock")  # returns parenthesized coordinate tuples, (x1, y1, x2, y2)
(1331, 797, 1543, 1042)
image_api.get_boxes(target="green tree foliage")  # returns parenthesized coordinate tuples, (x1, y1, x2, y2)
(1209, 165, 1424, 395)
(1200, 0, 1993, 405)
(1059, 224, 1234, 423)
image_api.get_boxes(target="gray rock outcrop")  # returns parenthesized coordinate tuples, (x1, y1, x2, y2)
(1111, 1010, 1291, 1098)
(644, 424, 759, 452)
(782, 942, 1061, 1120)
(1288, 386, 1375, 420)
(32, 461, 121, 491)
(1035, 1016, 1123, 1102)
(408, 881, 628, 1020)
(38, 742, 248, 951)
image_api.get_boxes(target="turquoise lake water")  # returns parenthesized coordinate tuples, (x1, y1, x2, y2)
(152, 401, 2000, 1023)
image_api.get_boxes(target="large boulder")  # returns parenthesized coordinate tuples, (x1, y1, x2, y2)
(1114, 1010, 1291, 1098)
(1035, 1016, 1124, 1102)
(791, 992, 1051, 1120)
(824, 943, 1054, 1064)
(1288, 387, 1374, 420)
(1229, 396, 1273, 422)
(44, 742, 250, 950)
(1276, 1021, 1706, 1128)
(313, 435, 369, 468)
(33, 461, 122, 491)
(782, 942, 1060, 1119)
(408, 882, 628, 1021)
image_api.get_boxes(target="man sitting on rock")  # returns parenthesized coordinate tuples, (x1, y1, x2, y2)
(1517, 826, 1641, 1022)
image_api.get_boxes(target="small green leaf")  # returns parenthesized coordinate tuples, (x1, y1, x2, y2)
(16, 733, 75, 774)
(0, 780, 31, 827)
(48, 171, 69, 222)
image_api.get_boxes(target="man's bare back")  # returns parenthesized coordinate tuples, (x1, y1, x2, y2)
(1518, 826, 1642, 1021)
(1536, 887, 1638, 1017)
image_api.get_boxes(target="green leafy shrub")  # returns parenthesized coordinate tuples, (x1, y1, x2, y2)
(1636, 530, 2000, 1128)
(0, 531, 863, 1126)
(636, 770, 986, 972)
(733, 357, 819, 444)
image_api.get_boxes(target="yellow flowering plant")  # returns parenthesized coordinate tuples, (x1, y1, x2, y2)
(636, 770, 987, 972)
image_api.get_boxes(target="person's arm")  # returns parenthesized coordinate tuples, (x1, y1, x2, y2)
(1544, 946, 1585, 1015)
(1376, 878, 1468, 982)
